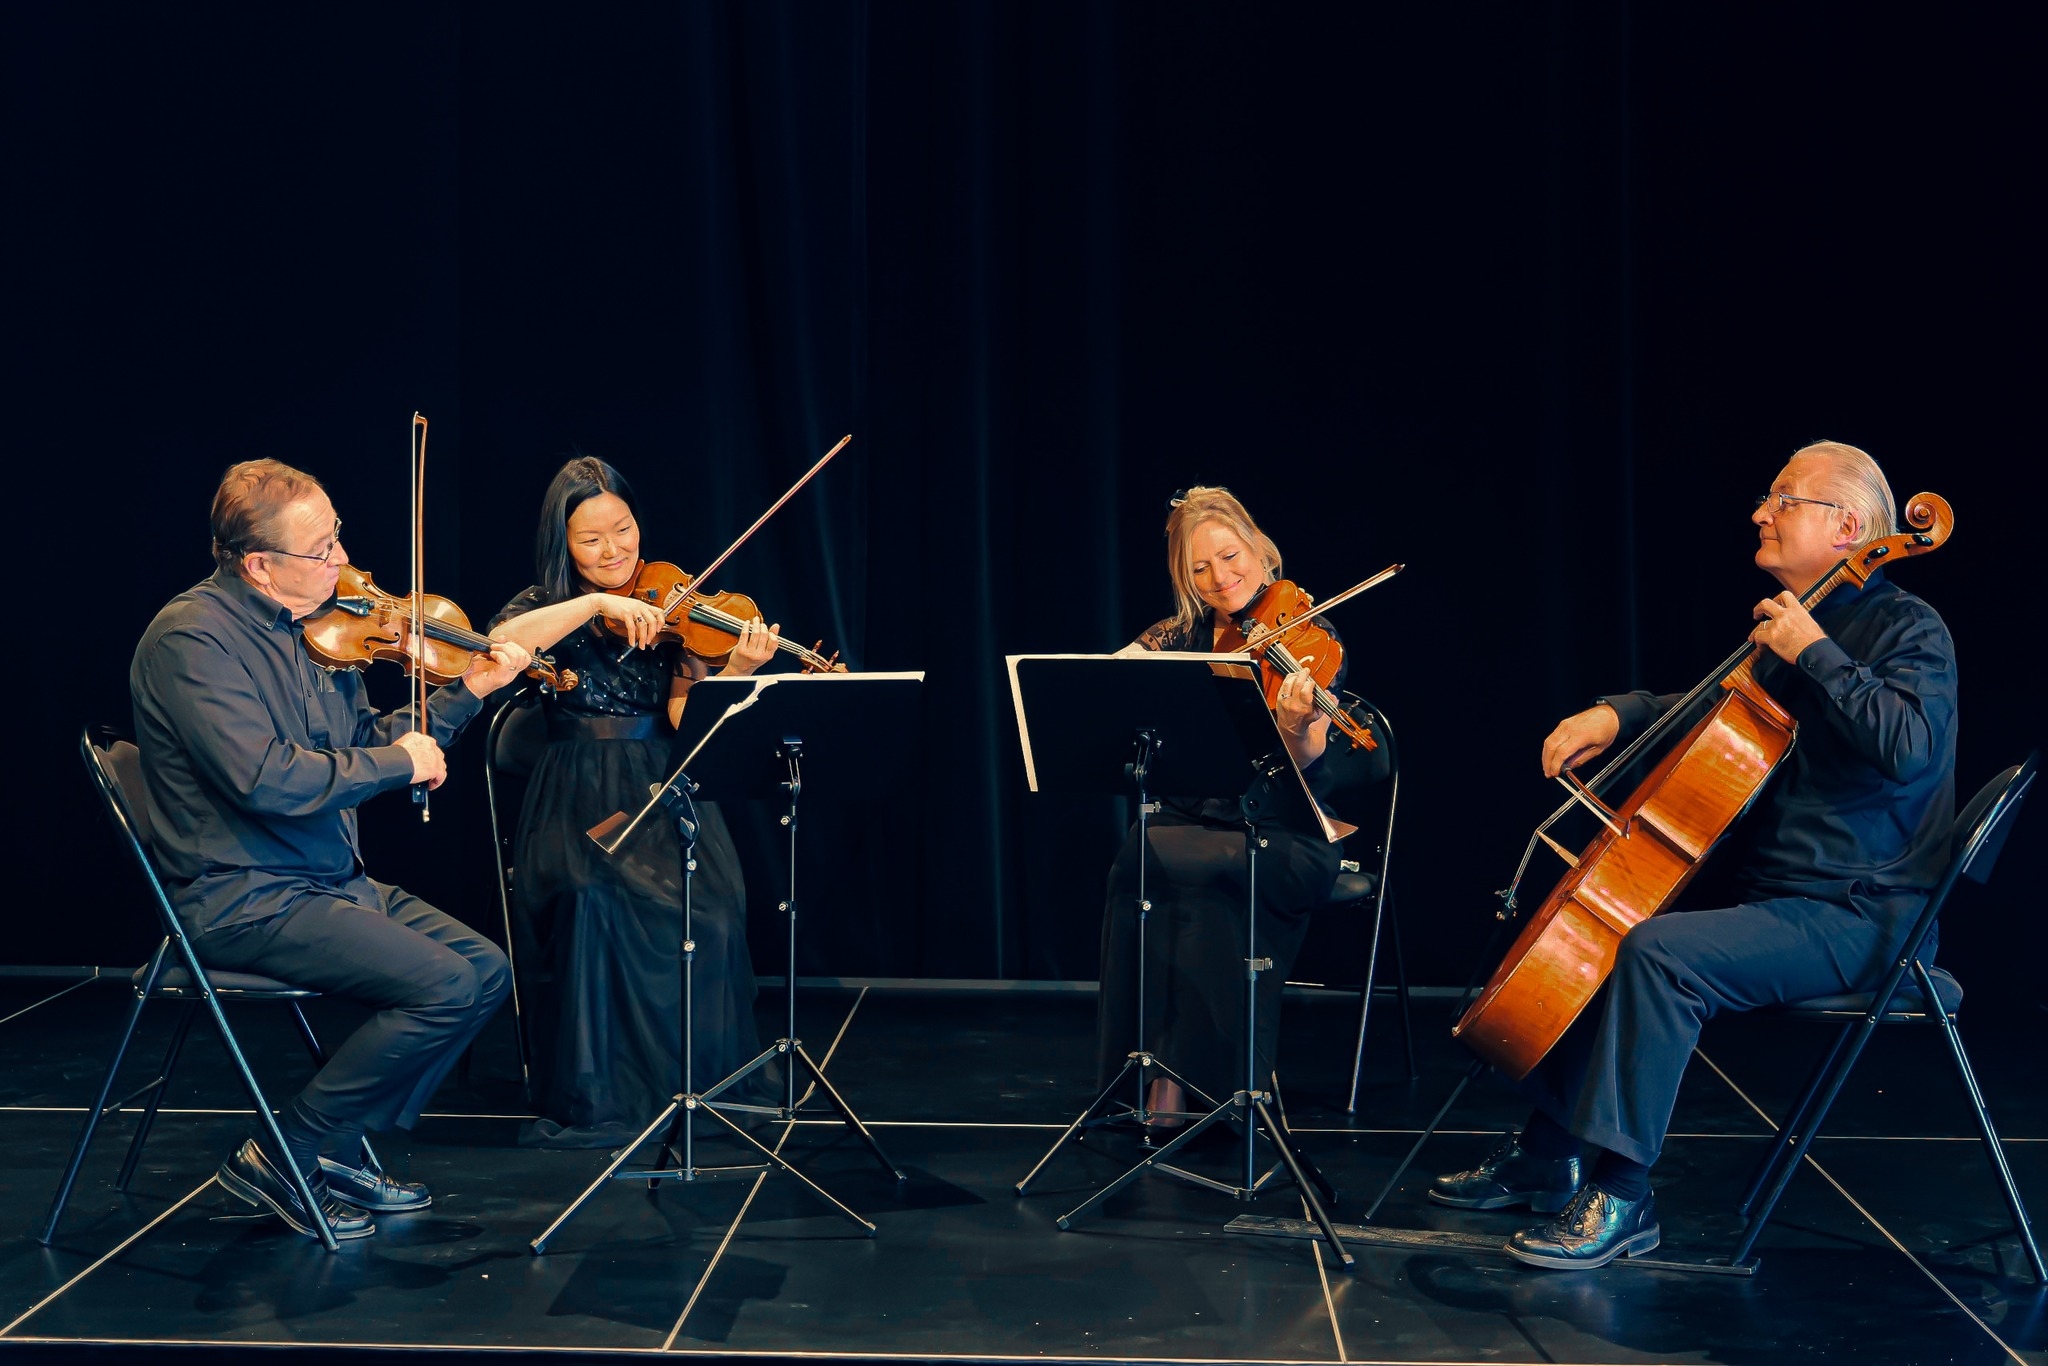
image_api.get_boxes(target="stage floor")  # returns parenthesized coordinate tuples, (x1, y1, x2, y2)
(0, 975, 2040, 1364)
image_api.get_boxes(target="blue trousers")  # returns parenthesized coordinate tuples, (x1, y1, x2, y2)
(1520, 892, 1919, 1167)
(197, 876, 511, 1134)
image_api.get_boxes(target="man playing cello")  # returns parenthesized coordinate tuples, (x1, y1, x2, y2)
(1431, 441, 1957, 1268)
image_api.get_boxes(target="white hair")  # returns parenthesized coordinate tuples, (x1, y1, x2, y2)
(1793, 440, 1896, 552)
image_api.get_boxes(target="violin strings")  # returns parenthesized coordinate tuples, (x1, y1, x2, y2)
(684, 600, 831, 667)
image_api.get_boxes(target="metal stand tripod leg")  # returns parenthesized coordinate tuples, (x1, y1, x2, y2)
(1018, 731, 1172, 1195)
(1053, 827, 1353, 1268)
(533, 782, 880, 1255)
(766, 741, 902, 1181)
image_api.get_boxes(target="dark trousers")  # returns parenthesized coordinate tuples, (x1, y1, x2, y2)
(197, 877, 511, 1135)
(1520, 892, 1917, 1167)
(1095, 813, 1340, 1105)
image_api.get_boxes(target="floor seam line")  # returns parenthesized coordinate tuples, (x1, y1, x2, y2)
(1694, 1047, 2028, 1366)
(662, 985, 870, 1353)
(1306, 1195, 1347, 1363)
(1, 1175, 215, 1336)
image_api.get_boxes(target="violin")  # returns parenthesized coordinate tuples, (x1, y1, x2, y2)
(602, 560, 843, 673)
(1217, 579, 1378, 751)
(304, 564, 579, 693)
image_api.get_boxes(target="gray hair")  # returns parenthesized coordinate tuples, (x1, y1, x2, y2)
(1793, 440, 1896, 553)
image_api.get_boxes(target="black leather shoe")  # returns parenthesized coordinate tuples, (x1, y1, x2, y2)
(1429, 1133, 1583, 1213)
(217, 1139, 375, 1241)
(319, 1157, 432, 1213)
(1505, 1185, 1660, 1269)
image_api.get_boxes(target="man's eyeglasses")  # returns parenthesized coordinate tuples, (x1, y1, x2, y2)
(1753, 493, 1842, 517)
(263, 520, 344, 566)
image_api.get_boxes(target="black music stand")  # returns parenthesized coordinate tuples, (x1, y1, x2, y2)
(1003, 653, 1352, 1266)
(530, 672, 921, 1252)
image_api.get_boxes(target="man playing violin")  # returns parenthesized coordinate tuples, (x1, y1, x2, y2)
(1432, 441, 1957, 1268)
(131, 459, 533, 1240)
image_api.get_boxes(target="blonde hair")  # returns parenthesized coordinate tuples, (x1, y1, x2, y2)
(1163, 486, 1281, 634)
(1792, 440, 1896, 553)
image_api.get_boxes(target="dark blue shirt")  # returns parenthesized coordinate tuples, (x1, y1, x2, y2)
(130, 568, 484, 933)
(1601, 569, 1957, 907)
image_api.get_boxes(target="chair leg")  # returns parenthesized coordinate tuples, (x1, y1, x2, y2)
(286, 1000, 381, 1176)
(116, 1001, 199, 1192)
(1730, 1013, 1886, 1268)
(1738, 1019, 1854, 1217)
(39, 977, 154, 1245)
(1920, 962, 2046, 1282)
(203, 985, 335, 1252)
(1387, 889, 1416, 1082)
(1347, 884, 1396, 1115)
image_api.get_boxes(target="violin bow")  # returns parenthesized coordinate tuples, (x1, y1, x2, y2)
(613, 434, 853, 666)
(410, 412, 430, 822)
(691, 434, 852, 588)
(1232, 562, 1405, 652)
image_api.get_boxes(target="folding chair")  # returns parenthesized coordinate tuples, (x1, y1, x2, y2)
(483, 688, 548, 1106)
(1731, 753, 2043, 1278)
(39, 730, 350, 1252)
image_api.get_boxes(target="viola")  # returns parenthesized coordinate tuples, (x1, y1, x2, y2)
(1453, 493, 1955, 1080)
(304, 564, 578, 693)
(1217, 579, 1378, 752)
(601, 559, 844, 673)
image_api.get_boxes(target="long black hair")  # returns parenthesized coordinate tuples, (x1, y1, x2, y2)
(534, 455, 641, 603)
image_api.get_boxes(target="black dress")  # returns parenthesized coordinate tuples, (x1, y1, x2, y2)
(1093, 608, 1389, 1106)
(494, 588, 770, 1148)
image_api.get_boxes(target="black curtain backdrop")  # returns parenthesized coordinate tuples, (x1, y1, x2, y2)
(10, 3, 2042, 1012)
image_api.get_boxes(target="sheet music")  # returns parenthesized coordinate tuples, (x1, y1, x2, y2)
(1005, 652, 1343, 843)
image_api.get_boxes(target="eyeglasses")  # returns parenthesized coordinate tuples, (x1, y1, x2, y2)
(263, 519, 344, 566)
(1753, 493, 1843, 517)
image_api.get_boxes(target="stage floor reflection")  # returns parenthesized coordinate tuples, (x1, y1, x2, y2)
(0, 977, 2039, 1364)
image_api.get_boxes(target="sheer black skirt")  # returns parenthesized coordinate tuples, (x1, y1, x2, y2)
(1094, 808, 1342, 1107)
(511, 735, 770, 1148)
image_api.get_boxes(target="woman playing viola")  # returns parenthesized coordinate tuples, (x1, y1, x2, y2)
(1100, 486, 1389, 1123)
(489, 457, 779, 1147)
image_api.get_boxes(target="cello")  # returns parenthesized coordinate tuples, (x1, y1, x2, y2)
(1453, 493, 1954, 1079)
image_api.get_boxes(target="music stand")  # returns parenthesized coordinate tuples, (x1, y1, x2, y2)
(1003, 653, 1353, 1266)
(530, 672, 921, 1253)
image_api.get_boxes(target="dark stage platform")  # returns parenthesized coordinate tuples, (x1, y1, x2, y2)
(0, 976, 2040, 1364)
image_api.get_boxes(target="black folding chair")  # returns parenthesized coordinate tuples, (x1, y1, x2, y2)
(1730, 753, 2043, 1278)
(483, 689, 548, 1106)
(40, 730, 350, 1252)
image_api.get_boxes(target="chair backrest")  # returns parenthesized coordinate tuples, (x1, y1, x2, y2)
(1884, 752, 2039, 980)
(1951, 755, 2035, 886)
(1322, 690, 1398, 823)
(80, 729, 188, 951)
(490, 694, 548, 781)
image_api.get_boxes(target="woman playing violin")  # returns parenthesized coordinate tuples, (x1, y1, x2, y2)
(489, 456, 779, 1148)
(1100, 486, 1389, 1124)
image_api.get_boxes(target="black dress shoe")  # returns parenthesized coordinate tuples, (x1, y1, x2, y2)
(217, 1139, 375, 1241)
(1505, 1185, 1660, 1269)
(1429, 1133, 1583, 1213)
(319, 1157, 432, 1213)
